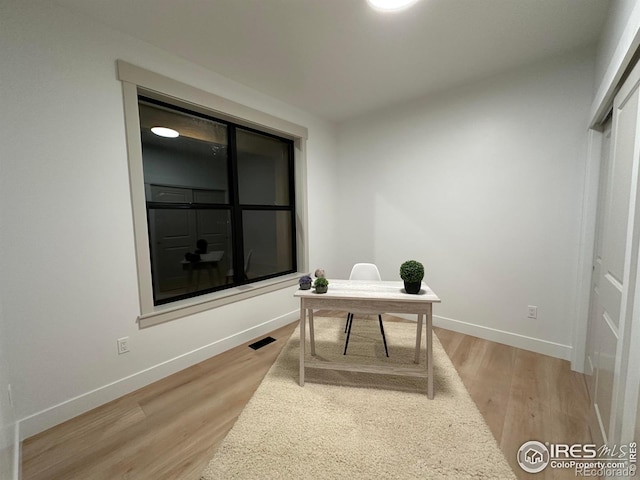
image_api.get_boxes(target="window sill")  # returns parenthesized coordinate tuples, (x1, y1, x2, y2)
(137, 274, 300, 328)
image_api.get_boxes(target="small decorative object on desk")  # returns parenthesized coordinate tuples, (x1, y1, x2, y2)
(314, 268, 326, 278)
(298, 274, 312, 290)
(400, 260, 424, 294)
(313, 276, 329, 294)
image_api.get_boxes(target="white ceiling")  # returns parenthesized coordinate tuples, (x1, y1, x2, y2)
(55, 0, 610, 122)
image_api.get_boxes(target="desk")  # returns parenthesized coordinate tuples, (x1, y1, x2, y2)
(294, 279, 441, 398)
(181, 251, 224, 290)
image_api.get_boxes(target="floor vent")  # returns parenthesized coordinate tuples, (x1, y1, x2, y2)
(249, 336, 276, 350)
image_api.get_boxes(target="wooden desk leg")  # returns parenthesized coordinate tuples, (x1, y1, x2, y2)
(299, 303, 305, 387)
(309, 309, 316, 356)
(414, 313, 423, 364)
(427, 304, 433, 399)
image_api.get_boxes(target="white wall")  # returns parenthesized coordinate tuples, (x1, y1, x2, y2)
(595, 0, 639, 88)
(0, 0, 338, 438)
(590, 0, 640, 125)
(337, 49, 595, 359)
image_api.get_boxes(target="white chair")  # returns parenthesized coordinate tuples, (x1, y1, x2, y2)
(226, 249, 253, 283)
(344, 263, 389, 357)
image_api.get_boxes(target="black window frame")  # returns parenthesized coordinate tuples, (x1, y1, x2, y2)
(139, 95, 297, 306)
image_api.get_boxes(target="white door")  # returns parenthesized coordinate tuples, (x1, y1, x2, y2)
(148, 185, 196, 296)
(587, 59, 640, 447)
(584, 119, 611, 403)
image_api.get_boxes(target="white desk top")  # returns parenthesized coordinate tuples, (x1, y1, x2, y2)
(180, 250, 224, 265)
(294, 279, 440, 303)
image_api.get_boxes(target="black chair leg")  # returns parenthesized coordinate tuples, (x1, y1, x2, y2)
(378, 315, 389, 357)
(344, 313, 354, 355)
(344, 312, 351, 333)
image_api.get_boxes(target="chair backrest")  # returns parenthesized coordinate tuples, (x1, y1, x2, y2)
(244, 249, 253, 272)
(349, 263, 382, 281)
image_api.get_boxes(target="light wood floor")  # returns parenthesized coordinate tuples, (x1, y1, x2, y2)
(22, 311, 591, 480)
(435, 326, 592, 480)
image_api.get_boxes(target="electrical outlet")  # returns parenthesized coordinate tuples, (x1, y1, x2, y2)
(527, 305, 538, 319)
(117, 337, 130, 355)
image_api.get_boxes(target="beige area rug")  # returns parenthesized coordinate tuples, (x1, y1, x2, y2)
(201, 316, 516, 479)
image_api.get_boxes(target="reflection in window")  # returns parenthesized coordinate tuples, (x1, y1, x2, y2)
(139, 102, 229, 203)
(237, 129, 290, 206)
(148, 208, 232, 303)
(243, 210, 293, 279)
(138, 97, 295, 305)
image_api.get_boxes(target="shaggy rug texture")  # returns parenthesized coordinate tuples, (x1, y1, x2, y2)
(201, 316, 516, 479)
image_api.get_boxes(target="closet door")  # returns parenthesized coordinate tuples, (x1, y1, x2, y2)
(588, 59, 640, 446)
(584, 119, 611, 403)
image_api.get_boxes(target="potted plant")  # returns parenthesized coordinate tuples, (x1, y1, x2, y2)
(313, 277, 329, 294)
(400, 260, 424, 294)
(299, 274, 312, 290)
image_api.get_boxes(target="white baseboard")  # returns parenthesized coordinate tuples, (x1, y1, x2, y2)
(18, 310, 299, 440)
(396, 313, 572, 361)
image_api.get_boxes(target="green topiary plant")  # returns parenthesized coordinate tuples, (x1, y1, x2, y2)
(313, 276, 329, 293)
(400, 260, 424, 294)
(400, 260, 424, 282)
(313, 277, 329, 288)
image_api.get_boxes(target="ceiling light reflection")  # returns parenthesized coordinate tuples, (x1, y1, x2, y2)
(151, 126, 179, 138)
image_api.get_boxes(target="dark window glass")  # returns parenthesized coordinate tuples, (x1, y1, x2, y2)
(148, 208, 233, 303)
(138, 97, 295, 305)
(237, 129, 290, 206)
(242, 210, 294, 278)
(139, 102, 229, 203)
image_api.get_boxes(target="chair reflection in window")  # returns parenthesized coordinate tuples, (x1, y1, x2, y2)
(181, 239, 225, 291)
(226, 249, 253, 284)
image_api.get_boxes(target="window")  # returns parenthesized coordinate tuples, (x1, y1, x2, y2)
(117, 61, 308, 326)
(139, 97, 296, 305)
